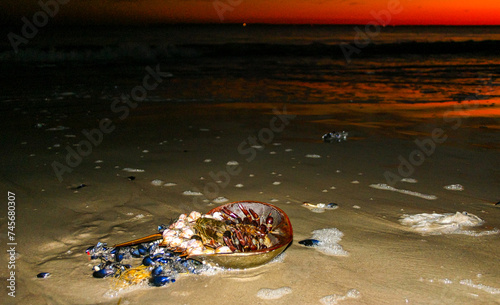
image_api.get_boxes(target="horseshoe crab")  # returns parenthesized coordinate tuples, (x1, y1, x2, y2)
(113, 201, 293, 269)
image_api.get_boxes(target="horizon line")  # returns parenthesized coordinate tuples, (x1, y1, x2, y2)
(2, 22, 500, 27)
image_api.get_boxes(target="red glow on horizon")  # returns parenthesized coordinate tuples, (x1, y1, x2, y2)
(4, 0, 500, 25)
(135, 0, 500, 26)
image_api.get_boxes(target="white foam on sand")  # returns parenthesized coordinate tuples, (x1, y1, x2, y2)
(212, 196, 229, 203)
(419, 277, 454, 285)
(459, 280, 500, 294)
(401, 178, 418, 183)
(400, 212, 500, 236)
(151, 179, 163, 186)
(256, 287, 292, 300)
(122, 168, 145, 173)
(421, 277, 500, 295)
(319, 289, 361, 305)
(444, 184, 464, 191)
(182, 190, 203, 196)
(306, 154, 321, 158)
(212, 196, 228, 204)
(369, 183, 437, 200)
(269, 252, 286, 264)
(310, 228, 349, 256)
(310, 208, 325, 213)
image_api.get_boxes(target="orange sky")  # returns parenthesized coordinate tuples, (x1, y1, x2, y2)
(2, 0, 500, 25)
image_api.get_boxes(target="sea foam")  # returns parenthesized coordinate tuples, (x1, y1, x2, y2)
(319, 289, 361, 305)
(309, 228, 349, 256)
(256, 287, 292, 300)
(151, 179, 163, 186)
(305, 154, 321, 158)
(459, 280, 500, 294)
(400, 211, 500, 236)
(370, 183, 437, 200)
(182, 190, 203, 196)
(122, 168, 145, 173)
(444, 184, 464, 191)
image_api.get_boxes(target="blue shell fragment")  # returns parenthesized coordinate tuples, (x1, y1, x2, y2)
(157, 258, 172, 265)
(142, 256, 154, 266)
(150, 276, 175, 287)
(298, 239, 321, 247)
(93, 268, 115, 278)
(148, 243, 158, 253)
(157, 224, 168, 232)
(115, 253, 124, 262)
(37, 272, 51, 279)
(130, 248, 141, 257)
(152, 266, 163, 276)
(326, 202, 338, 209)
(138, 244, 148, 255)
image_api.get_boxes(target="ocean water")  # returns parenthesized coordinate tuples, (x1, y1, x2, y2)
(1, 25, 499, 124)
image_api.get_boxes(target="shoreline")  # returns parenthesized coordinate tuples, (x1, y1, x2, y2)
(1, 100, 499, 304)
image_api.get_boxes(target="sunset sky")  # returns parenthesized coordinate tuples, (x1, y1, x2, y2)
(1, 0, 500, 25)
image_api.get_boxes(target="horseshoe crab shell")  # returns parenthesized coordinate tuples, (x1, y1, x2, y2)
(188, 201, 293, 269)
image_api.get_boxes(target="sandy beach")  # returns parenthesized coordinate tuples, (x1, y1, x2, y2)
(1, 97, 499, 305)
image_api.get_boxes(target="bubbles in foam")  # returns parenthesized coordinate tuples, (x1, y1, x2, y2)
(319, 289, 361, 305)
(151, 179, 163, 186)
(309, 228, 349, 256)
(421, 277, 500, 296)
(256, 287, 292, 300)
(182, 190, 203, 196)
(370, 183, 437, 200)
(459, 280, 500, 295)
(401, 178, 418, 183)
(212, 196, 228, 204)
(305, 154, 321, 158)
(122, 168, 145, 173)
(444, 184, 464, 191)
(269, 252, 286, 264)
(400, 211, 500, 236)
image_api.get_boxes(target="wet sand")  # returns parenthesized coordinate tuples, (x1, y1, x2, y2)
(1, 100, 499, 305)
